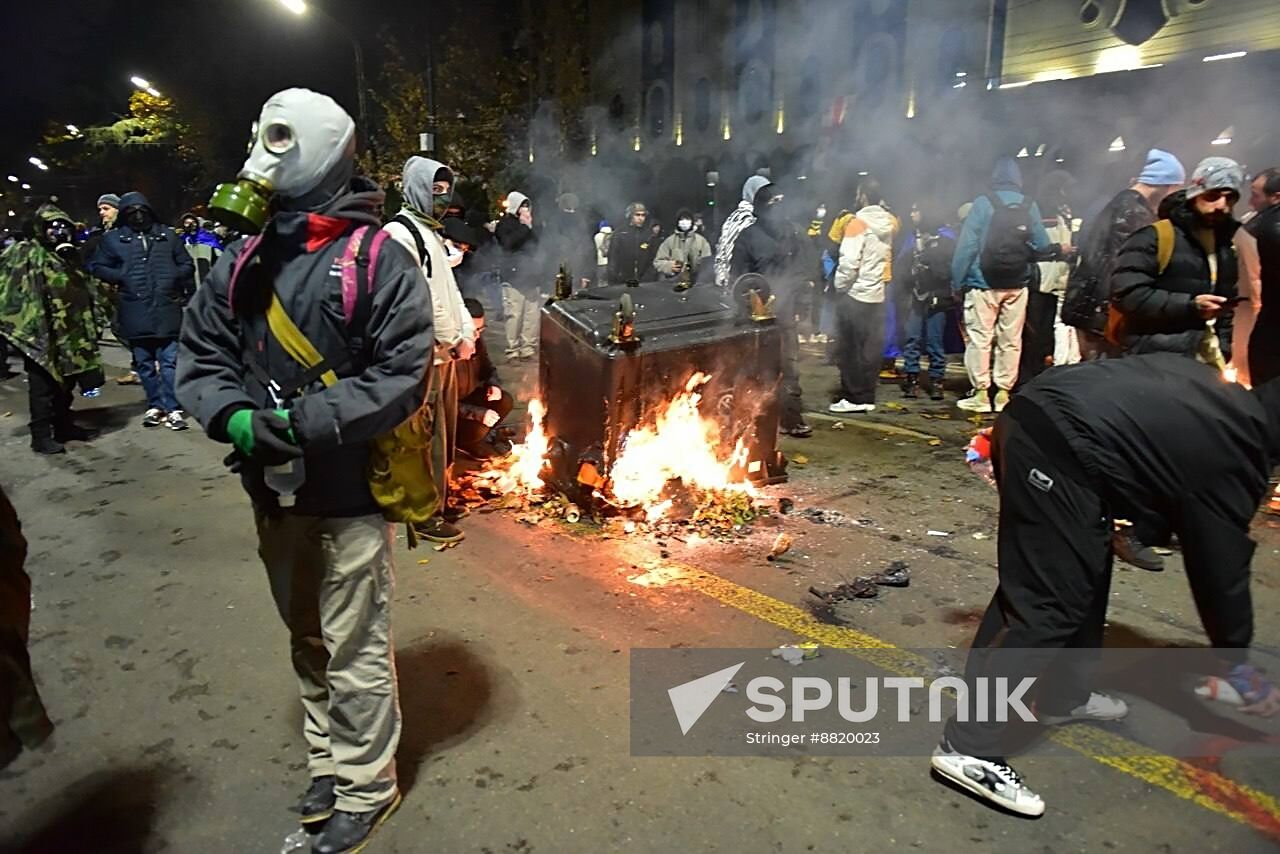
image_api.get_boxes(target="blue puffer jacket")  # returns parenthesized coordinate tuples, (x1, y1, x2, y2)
(89, 192, 195, 340)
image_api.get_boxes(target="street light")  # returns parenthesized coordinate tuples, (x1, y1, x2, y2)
(270, 1, 370, 147)
(66, 124, 80, 136)
(28, 156, 48, 171)
(130, 75, 162, 97)
(6, 175, 17, 183)
(20, 183, 30, 190)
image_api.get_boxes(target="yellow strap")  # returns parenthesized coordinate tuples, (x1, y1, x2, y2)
(1154, 218, 1175, 276)
(265, 293, 339, 388)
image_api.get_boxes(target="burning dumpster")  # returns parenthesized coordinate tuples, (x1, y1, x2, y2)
(535, 278, 787, 516)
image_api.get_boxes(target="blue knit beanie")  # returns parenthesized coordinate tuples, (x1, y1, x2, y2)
(1137, 149, 1186, 187)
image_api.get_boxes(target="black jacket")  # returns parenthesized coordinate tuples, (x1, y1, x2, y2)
(494, 214, 541, 291)
(606, 224, 658, 284)
(89, 192, 195, 340)
(1110, 202, 1238, 361)
(1013, 353, 1275, 649)
(176, 184, 433, 518)
(455, 336, 500, 424)
(1247, 203, 1280, 319)
(1066, 189, 1153, 335)
(729, 214, 807, 303)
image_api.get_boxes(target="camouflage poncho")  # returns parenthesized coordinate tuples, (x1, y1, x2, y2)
(0, 205, 103, 383)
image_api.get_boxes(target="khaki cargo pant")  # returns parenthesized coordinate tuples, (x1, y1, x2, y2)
(428, 359, 459, 511)
(963, 288, 1028, 391)
(255, 511, 400, 812)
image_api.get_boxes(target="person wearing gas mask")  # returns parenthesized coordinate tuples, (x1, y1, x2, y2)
(730, 185, 813, 438)
(176, 89, 433, 853)
(179, 211, 223, 291)
(0, 204, 104, 454)
(384, 155, 476, 544)
(89, 191, 195, 430)
(654, 209, 712, 283)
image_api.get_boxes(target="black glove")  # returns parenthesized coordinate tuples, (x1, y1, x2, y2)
(250, 409, 303, 466)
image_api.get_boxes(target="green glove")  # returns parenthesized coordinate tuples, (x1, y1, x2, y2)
(227, 408, 296, 457)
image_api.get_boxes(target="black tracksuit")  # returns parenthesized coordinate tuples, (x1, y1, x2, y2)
(946, 354, 1275, 757)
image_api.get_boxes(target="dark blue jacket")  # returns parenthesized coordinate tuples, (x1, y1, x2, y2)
(90, 192, 194, 340)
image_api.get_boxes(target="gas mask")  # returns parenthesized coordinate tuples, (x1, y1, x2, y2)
(209, 88, 356, 234)
(43, 220, 75, 256)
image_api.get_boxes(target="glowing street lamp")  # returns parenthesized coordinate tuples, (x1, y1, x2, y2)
(66, 124, 80, 136)
(6, 175, 17, 183)
(130, 75, 162, 97)
(278, 0, 307, 13)
(28, 156, 48, 171)
(21, 183, 30, 190)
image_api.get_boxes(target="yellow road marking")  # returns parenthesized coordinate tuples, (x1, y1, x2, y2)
(626, 552, 1280, 837)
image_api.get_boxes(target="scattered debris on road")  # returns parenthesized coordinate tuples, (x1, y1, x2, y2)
(772, 642, 821, 665)
(766, 533, 793, 562)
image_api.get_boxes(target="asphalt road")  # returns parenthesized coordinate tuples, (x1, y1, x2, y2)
(1, 341, 1277, 853)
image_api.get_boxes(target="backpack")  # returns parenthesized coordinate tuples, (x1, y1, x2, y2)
(226, 225, 441, 540)
(979, 193, 1035, 288)
(1104, 219, 1175, 347)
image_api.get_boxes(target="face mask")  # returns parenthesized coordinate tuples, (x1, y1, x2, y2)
(433, 192, 453, 217)
(126, 209, 152, 232)
(209, 88, 355, 234)
(678, 219, 693, 233)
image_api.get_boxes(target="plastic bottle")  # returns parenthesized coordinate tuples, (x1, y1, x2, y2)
(264, 457, 306, 507)
(280, 828, 308, 853)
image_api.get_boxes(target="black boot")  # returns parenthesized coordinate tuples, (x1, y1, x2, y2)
(30, 426, 65, 455)
(926, 378, 945, 401)
(55, 422, 100, 443)
(312, 793, 401, 854)
(295, 775, 336, 825)
(901, 375, 919, 399)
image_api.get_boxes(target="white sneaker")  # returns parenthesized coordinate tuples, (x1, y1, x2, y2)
(165, 410, 189, 431)
(931, 739, 1045, 817)
(849, 403, 876, 413)
(815, 334, 829, 344)
(142, 407, 165, 428)
(993, 390, 1011, 412)
(956, 390, 993, 413)
(1038, 692, 1129, 726)
(829, 399, 859, 414)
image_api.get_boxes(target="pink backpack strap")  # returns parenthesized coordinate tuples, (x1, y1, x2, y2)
(339, 226, 392, 325)
(225, 234, 266, 312)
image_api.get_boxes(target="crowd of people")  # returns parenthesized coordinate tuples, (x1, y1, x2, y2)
(3, 81, 1280, 843)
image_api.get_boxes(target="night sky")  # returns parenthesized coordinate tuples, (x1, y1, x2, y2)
(0, 0, 446, 192)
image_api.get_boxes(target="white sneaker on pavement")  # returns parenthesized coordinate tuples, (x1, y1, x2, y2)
(956, 390, 993, 413)
(829, 399, 859, 414)
(166, 410, 189, 431)
(142, 408, 165, 428)
(931, 739, 1045, 817)
(1037, 692, 1129, 725)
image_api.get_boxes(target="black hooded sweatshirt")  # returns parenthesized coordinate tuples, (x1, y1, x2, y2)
(1010, 353, 1277, 650)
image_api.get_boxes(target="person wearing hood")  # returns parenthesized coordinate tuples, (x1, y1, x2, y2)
(89, 190, 195, 429)
(654, 209, 711, 281)
(1063, 148, 1186, 359)
(594, 220, 613, 285)
(179, 211, 223, 291)
(606, 201, 659, 285)
(951, 158, 1055, 413)
(715, 175, 771, 288)
(383, 155, 477, 545)
(829, 177, 900, 414)
(0, 203, 104, 454)
(546, 192, 594, 287)
(177, 89, 433, 853)
(730, 183, 813, 438)
(495, 191, 542, 360)
(1110, 157, 1242, 363)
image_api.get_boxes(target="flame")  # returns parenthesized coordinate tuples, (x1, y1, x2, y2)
(607, 373, 755, 518)
(487, 398, 549, 492)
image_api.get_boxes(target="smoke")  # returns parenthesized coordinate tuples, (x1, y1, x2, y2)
(497, 0, 1279, 239)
